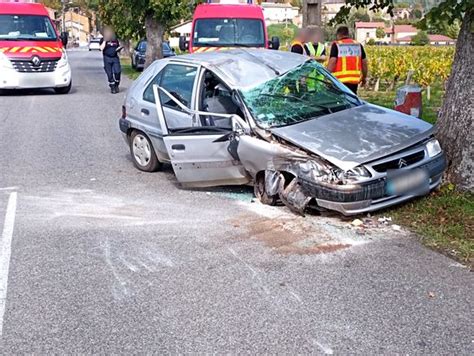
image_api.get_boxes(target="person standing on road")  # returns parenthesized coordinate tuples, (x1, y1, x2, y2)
(100, 27, 122, 94)
(327, 26, 368, 95)
(305, 27, 326, 63)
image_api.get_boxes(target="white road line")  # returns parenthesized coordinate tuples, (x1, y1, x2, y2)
(0, 192, 18, 336)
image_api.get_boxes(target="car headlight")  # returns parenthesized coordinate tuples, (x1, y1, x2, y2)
(0, 52, 13, 69)
(426, 139, 442, 158)
(330, 165, 371, 184)
(57, 49, 69, 68)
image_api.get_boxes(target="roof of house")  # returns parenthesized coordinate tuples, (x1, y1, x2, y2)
(355, 22, 386, 29)
(428, 34, 455, 42)
(393, 25, 417, 33)
(397, 34, 455, 42)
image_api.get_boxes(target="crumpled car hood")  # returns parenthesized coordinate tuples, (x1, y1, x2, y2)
(270, 104, 433, 171)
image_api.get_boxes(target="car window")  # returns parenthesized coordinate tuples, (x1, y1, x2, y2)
(138, 41, 147, 51)
(143, 71, 163, 103)
(159, 64, 197, 109)
(143, 64, 198, 108)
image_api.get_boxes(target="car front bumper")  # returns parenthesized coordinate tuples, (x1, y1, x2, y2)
(0, 64, 72, 89)
(300, 153, 447, 216)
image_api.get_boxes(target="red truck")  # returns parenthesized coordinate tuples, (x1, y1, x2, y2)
(0, 1, 71, 93)
(179, 0, 279, 53)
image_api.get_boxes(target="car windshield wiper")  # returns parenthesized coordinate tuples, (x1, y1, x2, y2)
(260, 93, 333, 114)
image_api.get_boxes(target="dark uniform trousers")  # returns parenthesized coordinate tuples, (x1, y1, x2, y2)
(103, 55, 121, 88)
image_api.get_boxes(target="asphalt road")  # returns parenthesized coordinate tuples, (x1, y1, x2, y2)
(0, 51, 472, 354)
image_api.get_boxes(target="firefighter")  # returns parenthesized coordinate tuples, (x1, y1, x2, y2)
(100, 27, 122, 94)
(327, 26, 368, 94)
(305, 26, 326, 63)
(290, 28, 310, 55)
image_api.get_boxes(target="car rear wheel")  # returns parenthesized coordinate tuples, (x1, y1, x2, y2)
(254, 172, 278, 206)
(130, 130, 161, 172)
(54, 81, 72, 94)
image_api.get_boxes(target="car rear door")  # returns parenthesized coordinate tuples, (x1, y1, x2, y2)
(153, 64, 250, 187)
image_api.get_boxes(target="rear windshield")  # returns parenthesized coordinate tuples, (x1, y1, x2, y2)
(139, 42, 171, 51)
(193, 19, 265, 47)
(0, 14, 57, 41)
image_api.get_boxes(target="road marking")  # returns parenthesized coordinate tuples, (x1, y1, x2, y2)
(312, 339, 334, 355)
(0, 192, 18, 336)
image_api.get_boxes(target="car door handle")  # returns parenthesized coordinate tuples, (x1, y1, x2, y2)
(171, 144, 185, 151)
(141, 108, 150, 116)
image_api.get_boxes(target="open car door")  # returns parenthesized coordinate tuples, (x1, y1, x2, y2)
(153, 85, 250, 188)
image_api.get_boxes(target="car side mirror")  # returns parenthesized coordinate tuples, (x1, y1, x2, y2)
(269, 36, 280, 50)
(60, 32, 68, 47)
(179, 36, 189, 52)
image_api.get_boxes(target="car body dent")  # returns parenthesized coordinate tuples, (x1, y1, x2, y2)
(270, 103, 434, 171)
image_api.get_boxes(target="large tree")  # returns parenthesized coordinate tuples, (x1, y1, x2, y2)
(332, 0, 473, 191)
(98, 0, 191, 67)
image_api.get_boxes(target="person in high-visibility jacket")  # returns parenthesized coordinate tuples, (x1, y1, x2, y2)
(290, 28, 310, 55)
(327, 26, 368, 94)
(305, 27, 326, 64)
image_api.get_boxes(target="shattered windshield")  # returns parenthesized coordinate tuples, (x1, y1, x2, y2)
(240, 61, 362, 128)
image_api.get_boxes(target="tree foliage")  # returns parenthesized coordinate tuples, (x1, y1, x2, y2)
(376, 27, 385, 39)
(411, 30, 429, 45)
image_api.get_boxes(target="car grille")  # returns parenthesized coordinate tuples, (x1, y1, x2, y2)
(11, 59, 59, 73)
(372, 150, 425, 172)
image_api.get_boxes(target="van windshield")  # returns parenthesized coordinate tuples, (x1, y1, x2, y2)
(193, 19, 265, 47)
(0, 15, 57, 41)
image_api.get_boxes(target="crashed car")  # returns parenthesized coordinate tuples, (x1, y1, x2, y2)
(119, 49, 446, 216)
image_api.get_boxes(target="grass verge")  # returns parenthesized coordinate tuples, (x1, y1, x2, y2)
(121, 57, 141, 81)
(358, 81, 445, 124)
(387, 185, 474, 267)
(360, 84, 472, 267)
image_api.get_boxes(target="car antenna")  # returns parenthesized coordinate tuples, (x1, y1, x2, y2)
(240, 49, 280, 76)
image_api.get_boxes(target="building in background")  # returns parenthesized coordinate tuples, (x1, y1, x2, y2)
(321, 0, 345, 22)
(261, 2, 300, 25)
(355, 22, 391, 44)
(397, 34, 455, 45)
(64, 8, 97, 47)
(169, 21, 192, 48)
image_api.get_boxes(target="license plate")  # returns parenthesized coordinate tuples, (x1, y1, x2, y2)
(386, 168, 429, 196)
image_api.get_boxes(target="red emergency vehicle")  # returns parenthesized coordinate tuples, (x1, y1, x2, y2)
(0, 1, 72, 93)
(179, 0, 279, 53)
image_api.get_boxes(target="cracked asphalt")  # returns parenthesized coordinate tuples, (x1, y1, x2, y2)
(0, 51, 472, 354)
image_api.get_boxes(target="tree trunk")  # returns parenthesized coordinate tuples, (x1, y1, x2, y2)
(119, 39, 131, 58)
(144, 14, 164, 69)
(436, 9, 473, 191)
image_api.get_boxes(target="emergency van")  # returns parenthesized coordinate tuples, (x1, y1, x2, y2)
(179, 0, 279, 53)
(0, 1, 72, 93)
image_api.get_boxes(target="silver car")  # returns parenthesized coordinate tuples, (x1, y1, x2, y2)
(119, 49, 446, 216)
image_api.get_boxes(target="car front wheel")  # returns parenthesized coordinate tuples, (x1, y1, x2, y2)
(130, 130, 161, 172)
(254, 172, 278, 206)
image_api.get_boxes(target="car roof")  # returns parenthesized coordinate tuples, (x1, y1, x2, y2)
(0, 2, 49, 16)
(162, 49, 307, 89)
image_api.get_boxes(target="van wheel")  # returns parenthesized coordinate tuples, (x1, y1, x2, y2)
(130, 130, 161, 172)
(54, 81, 72, 94)
(254, 173, 278, 206)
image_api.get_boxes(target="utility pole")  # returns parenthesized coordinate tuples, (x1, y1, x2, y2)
(302, 0, 322, 27)
(61, 0, 66, 33)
